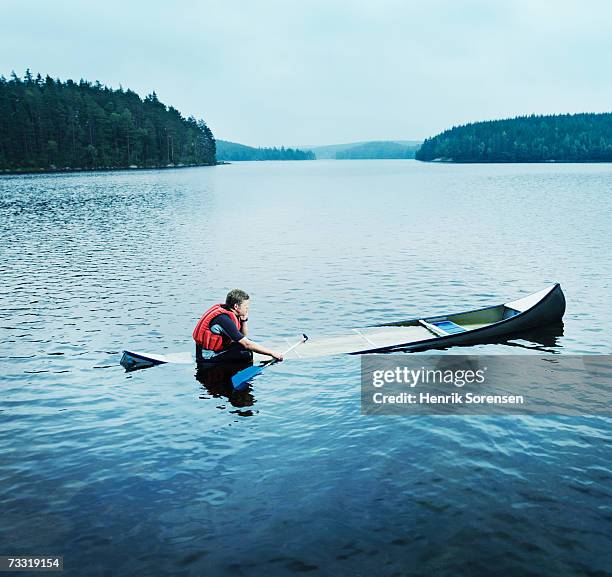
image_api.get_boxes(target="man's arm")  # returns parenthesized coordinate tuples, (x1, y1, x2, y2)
(240, 318, 249, 337)
(212, 314, 245, 343)
(238, 337, 283, 361)
(214, 314, 282, 360)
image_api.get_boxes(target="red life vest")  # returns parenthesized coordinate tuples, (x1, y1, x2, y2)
(192, 303, 241, 352)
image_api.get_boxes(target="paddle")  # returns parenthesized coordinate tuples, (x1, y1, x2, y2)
(232, 333, 309, 391)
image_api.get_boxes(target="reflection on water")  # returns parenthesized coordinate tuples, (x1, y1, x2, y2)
(1, 162, 611, 577)
(196, 363, 257, 409)
(501, 322, 565, 351)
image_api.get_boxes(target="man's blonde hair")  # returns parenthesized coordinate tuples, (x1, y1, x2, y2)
(226, 289, 250, 308)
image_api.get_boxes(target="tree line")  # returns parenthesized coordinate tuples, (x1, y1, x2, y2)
(216, 139, 314, 161)
(416, 113, 612, 162)
(335, 141, 419, 159)
(0, 70, 216, 172)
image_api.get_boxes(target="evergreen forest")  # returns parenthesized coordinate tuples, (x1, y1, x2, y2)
(216, 139, 314, 161)
(416, 113, 612, 162)
(0, 70, 216, 172)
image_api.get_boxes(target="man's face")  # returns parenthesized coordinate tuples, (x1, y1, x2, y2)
(233, 299, 250, 320)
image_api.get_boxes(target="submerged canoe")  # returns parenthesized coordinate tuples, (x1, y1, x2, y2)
(253, 284, 566, 362)
(121, 284, 566, 370)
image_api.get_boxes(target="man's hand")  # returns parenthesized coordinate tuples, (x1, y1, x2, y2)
(272, 352, 284, 361)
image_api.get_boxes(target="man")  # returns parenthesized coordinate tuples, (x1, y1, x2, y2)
(193, 289, 283, 365)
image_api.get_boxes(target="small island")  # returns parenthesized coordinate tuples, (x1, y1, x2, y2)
(416, 112, 612, 163)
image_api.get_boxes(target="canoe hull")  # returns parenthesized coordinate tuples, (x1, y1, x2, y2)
(120, 350, 193, 371)
(356, 283, 566, 354)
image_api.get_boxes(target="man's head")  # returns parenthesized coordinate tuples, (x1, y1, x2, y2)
(225, 288, 250, 319)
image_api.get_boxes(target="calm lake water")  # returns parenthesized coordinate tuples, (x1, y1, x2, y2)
(1, 160, 611, 576)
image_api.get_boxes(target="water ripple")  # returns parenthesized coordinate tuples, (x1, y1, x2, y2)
(1, 163, 610, 576)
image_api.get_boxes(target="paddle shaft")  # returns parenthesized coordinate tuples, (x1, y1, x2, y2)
(232, 334, 309, 390)
(262, 333, 309, 367)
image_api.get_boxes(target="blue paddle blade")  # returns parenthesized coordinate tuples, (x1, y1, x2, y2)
(232, 364, 265, 390)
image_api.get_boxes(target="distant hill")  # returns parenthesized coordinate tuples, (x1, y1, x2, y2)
(336, 141, 420, 159)
(304, 140, 422, 159)
(216, 140, 314, 161)
(416, 113, 612, 163)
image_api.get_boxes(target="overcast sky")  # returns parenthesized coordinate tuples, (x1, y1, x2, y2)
(2, 0, 611, 147)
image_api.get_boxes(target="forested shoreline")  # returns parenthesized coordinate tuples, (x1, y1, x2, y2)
(416, 113, 612, 163)
(0, 71, 216, 172)
(4, 71, 611, 171)
(216, 139, 314, 161)
(335, 141, 419, 159)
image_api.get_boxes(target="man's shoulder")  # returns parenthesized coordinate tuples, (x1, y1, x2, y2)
(211, 311, 232, 322)
(212, 312, 241, 328)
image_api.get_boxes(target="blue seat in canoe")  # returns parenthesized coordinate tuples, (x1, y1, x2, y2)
(431, 320, 466, 334)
